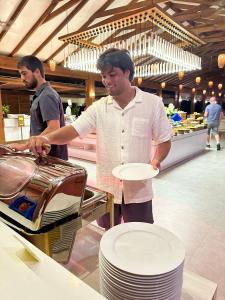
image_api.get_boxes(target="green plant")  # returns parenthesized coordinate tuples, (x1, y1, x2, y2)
(2, 104, 10, 114)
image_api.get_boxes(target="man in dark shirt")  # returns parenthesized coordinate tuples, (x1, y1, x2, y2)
(10, 56, 68, 160)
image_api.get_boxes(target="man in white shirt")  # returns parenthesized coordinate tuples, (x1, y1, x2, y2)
(29, 48, 172, 229)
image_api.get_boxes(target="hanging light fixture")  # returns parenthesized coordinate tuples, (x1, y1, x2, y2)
(192, 88, 196, 93)
(211, 91, 215, 95)
(218, 92, 222, 97)
(203, 89, 207, 95)
(218, 83, 223, 90)
(49, 58, 56, 71)
(208, 81, 213, 88)
(137, 77, 143, 86)
(62, 6, 204, 77)
(218, 54, 225, 68)
(195, 76, 201, 85)
(161, 82, 166, 89)
(178, 71, 184, 80)
(179, 84, 183, 90)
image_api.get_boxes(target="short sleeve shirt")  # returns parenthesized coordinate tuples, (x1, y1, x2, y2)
(72, 87, 172, 204)
(205, 103, 222, 123)
(31, 82, 68, 160)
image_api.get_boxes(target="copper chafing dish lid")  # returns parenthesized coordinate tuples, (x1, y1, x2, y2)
(0, 157, 36, 198)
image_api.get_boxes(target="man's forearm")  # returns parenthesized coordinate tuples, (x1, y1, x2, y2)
(153, 140, 171, 163)
(42, 125, 78, 145)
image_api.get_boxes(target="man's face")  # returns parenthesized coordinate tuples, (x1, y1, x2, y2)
(19, 66, 38, 89)
(101, 66, 130, 96)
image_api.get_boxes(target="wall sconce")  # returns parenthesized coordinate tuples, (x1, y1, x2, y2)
(218, 83, 223, 90)
(211, 91, 215, 95)
(195, 76, 201, 85)
(203, 89, 207, 95)
(137, 77, 143, 86)
(161, 82, 166, 89)
(179, 84, 183, 91)
(49, 58, 56, 71)
(208, 81, 213, 88)
(178, 71, 184, 80)
(218, 53, 225, 68)
(192, 88, 196, 93)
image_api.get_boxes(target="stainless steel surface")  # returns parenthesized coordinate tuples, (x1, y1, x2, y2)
(0, 145, 87, 231)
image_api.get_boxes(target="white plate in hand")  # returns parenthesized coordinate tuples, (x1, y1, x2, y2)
(112, 163, 159, 181)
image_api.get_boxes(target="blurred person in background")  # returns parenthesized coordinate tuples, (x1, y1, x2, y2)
(204, 96, 223, 150)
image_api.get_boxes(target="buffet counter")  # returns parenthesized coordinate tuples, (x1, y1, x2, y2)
(155, 129, 208, 171)
(68, 130, 208, 169)
(4, 115, 30, 142)
(0, 220, 106, 300)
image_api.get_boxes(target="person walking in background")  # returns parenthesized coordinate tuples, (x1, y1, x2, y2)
(204, 96, 223, 151)
(10, 55, 68, 160)
(28, 48, 172, 229)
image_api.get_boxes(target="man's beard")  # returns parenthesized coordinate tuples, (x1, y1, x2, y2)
(24, 76, 38, 89)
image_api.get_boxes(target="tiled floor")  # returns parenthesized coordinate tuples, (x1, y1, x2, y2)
(67, 139, 225, 300)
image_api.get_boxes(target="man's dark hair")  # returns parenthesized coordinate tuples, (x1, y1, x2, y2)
(97, 48, 134, 82)
(17, 55, 45, 78)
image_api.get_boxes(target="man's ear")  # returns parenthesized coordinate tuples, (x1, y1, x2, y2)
(125, 69, 130, 80)
(34, 68, 40, 76)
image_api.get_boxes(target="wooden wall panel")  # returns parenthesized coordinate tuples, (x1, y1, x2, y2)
(1, 92, 30, 114)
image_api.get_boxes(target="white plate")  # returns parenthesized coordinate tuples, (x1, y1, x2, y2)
(100, 223, 185, 276)
(112, 163, 159, 180)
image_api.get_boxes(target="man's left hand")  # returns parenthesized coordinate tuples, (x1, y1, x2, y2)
(151, 158, 160, 170)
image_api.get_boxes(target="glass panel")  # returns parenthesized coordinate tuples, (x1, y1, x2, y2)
(0, 157, 36, 197)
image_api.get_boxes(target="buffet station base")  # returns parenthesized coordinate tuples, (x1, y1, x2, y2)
(0, 145, 114, 264)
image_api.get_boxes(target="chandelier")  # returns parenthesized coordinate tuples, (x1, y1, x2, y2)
(60, 7, 203, 77)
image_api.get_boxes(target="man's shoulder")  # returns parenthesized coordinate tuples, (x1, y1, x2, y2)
(139, 89, 163, 105)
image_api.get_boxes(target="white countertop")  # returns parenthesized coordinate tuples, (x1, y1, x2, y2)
(0, 220, 106, 300)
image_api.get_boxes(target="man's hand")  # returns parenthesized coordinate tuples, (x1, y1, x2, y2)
(8, 143, 28, 152)
(29, 136, 50, 156)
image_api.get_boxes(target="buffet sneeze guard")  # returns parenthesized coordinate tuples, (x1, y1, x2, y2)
(0, 145, 113, 263)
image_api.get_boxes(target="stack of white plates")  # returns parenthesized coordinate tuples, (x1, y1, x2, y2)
(99, 222, 185, 300)
(40, 194, 81, 227)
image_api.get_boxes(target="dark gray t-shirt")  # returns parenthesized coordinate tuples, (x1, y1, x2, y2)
(30, 82, 68, 160)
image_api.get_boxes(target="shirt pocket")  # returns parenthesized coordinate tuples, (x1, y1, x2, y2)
(131, 117, 149, 138)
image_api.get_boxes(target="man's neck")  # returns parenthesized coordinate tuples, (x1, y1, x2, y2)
(114, 86, 136, 109)
(35, 79, 46, 91)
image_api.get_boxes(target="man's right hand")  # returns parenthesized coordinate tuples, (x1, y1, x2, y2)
(29, 136, 50, 156)
(8, 143, 28, 152)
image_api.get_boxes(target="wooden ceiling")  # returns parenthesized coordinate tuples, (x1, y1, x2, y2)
(0, 0, 225, 94)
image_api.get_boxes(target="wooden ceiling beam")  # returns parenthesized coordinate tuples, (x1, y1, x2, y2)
(53, 0, 115, 66)
(43, 0, 81, 24)
(32, 0, 89, 56)
(0, 0, 29, 43)
(78, 0, 115, 33)
(63, 2, 157, 38)
(0, 55, 101, 81)
(202, 36, 225, 44)
(191, 22, 225, 34)
(9, 0, 59, 56)
(45, 43, 68, 62)
(95, 0, 153, 18)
